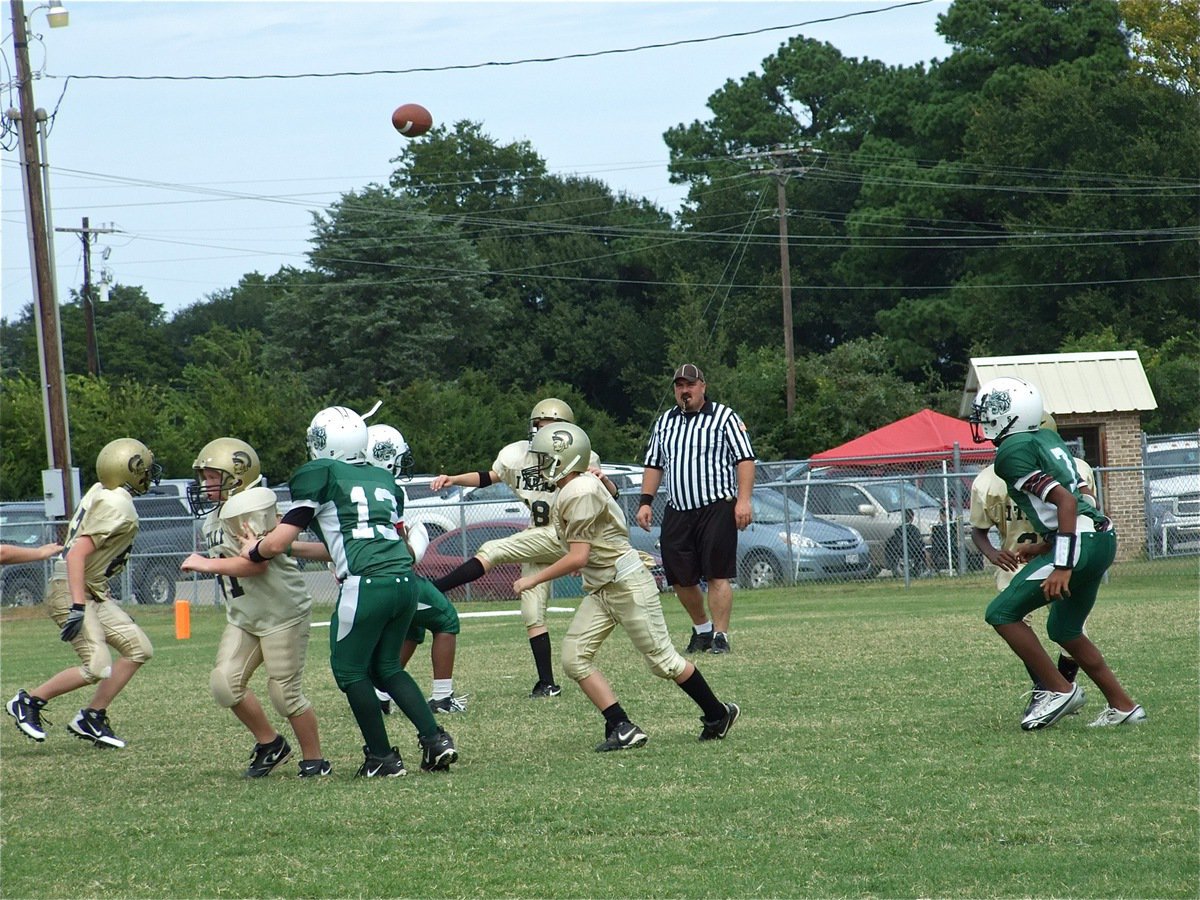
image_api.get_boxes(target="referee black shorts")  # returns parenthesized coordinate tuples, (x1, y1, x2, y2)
(659, 499, 738, 587)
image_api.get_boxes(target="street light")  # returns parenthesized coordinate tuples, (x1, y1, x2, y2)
(45, 1, 67, 27)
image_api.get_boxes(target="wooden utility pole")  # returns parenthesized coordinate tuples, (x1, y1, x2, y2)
(775, 174, 795, 417)
(738, 143, 821, 418)
(57, 217, 118, 376)
(10, 0, 74, 514)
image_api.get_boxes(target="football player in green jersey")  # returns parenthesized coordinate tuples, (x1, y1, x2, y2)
(514, 422, 739, 752)
(365, 424, 466, 716)
(241, 406, 457, 777)
(970, 377, 1144, 730)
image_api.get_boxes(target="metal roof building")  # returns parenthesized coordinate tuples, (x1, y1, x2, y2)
(959, 351, 1157, 417)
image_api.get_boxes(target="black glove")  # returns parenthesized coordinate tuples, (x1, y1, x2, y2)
(60, 603, 86, 642)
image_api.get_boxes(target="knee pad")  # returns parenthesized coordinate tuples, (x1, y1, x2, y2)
(210, 665, 247, 709)
(560, 635, 594, 683)
(645, 647, 687, 681)
(267, 676, 311, 720)
(77, 663, 110, 685)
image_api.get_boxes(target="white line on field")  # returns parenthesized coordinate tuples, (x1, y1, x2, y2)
(310, 606, 576, 628)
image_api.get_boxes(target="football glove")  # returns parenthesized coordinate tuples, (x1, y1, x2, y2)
(60, 603, 86, 642)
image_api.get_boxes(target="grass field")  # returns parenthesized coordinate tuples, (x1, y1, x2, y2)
(1, 559, 1197, 899)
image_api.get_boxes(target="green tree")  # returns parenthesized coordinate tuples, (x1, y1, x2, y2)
(1120, 0, 1200, 95)
(264, 184, 497, 399)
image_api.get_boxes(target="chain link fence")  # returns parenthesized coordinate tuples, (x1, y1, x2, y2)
(3, 443, 1196, 608)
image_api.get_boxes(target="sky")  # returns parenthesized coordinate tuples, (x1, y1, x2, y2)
(2, 0, 954, 319)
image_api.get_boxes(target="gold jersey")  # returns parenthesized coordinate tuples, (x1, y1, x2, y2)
(552, 473, 640, 593)
(52, 482, 140, 601)
(204, 486, 312, 635)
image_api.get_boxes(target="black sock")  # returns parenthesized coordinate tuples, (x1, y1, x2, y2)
(677, 667, 726, 721)
(1057, 654, 1079, 683)
(529, 632, 555, 685)
(601, 702, 630, 734)
(432, 557, 485, 593)
(1023, 661, 1041, 690)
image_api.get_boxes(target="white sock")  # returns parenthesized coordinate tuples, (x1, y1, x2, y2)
(374, 688, 390, 702)
(431, 678, 453, 701)
(694, 622, 713, 635)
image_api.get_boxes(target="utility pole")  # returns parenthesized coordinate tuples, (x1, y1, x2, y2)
(740, 143, 821, 418)
(9, 0, 75, 515)
(57, 217, 119, 376)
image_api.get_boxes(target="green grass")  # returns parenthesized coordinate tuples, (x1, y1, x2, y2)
(2, 559, 1197, 899)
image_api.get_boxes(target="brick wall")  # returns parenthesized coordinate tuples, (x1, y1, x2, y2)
(1060, 411, 1145, 561)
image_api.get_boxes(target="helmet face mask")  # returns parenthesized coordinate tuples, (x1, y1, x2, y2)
(307, 406, 369, 464)
(188, 437, 261, 517)
(969, 377, 1044, 443)
(526, 422, 591, 488)
(527, 397, 574, 444)
(96, 438, 162, 496)
(366, 424, 414, 480)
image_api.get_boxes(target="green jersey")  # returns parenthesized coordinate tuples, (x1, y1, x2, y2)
(994, 429, 1102, 536)
(289, 458, 412, 580)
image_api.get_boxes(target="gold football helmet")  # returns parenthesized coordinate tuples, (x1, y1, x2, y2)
(530, 422, 591, 486)
(96, 438, 161, 496)
(188, 437, 262, 517)
(528, 397, 575, 443)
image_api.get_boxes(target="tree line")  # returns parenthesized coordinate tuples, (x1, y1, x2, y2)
(2, 0, 1196, 500)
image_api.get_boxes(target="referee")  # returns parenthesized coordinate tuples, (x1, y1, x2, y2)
(636, 364, 755, 654)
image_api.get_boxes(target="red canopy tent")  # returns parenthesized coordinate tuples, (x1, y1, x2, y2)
(810, 409, 995, 466)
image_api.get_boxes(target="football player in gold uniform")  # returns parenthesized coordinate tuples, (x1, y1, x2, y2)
(429, 399, 619, 698)
(515, 423, 740, 751)
(181, 438, 330, 778)
(7, 439, 160, 748)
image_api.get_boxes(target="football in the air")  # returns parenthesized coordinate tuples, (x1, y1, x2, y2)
(391, 103, 433, 138)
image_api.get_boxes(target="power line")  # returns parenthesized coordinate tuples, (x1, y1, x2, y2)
(48, 1, 936, 82)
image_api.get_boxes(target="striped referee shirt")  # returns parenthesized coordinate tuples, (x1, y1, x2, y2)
(643, 401, 755, 510)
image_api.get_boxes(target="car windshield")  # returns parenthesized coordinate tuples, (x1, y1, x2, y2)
(868, 482, 940, 512)
(0, 509, 46, 545)
(751, 490, 799, 525)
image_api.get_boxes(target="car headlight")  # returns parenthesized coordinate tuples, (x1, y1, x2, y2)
(781, 531, 818, 549)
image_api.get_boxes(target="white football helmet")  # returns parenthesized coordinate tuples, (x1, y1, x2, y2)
(307, 406, 368, 463)
(528, 397, 575, 444)
(529, 421, 591, 486)
(970, 377, 1044, 443)
(366, 424, 414, 480)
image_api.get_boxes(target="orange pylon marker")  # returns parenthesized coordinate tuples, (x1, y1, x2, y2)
(174, 599, 191, 640)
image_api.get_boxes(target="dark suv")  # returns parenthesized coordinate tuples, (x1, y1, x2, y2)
(0, 493, 200, 607)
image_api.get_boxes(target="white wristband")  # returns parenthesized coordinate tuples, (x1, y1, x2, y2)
(1053, 532, 1077, 569)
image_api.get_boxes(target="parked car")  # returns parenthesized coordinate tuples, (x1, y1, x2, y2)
(0, 502, 57, 606)
(621, 487, 872, 589)
(0, 494, 199, 606)
(770, 478, 942, 573)
(403, 477, 530, 539)
(1145, 434, 1200, 555)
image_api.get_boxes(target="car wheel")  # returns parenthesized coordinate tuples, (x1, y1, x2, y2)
(739, 552, 782, 589)
(135, 564, 177, 605)
(3, 576, 42, 606)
